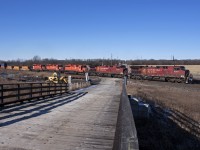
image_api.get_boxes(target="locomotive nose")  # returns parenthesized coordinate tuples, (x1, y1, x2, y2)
(185, 70, 190, 77)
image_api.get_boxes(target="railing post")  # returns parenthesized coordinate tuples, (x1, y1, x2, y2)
(48, 83, 51, 96)
(65, 83, 68, 93)
(55, 83, 56, 94)
(60, 84, 62, 94)
(68, 76, 71, 85)
(0, 85, 4, 106)
(29, 83, 33, 101)
(17, 84, 21, 103)
(40, 83, 42, 97)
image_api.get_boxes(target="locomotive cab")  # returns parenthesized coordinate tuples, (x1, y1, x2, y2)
(173, 66, 193, 83)
(185, 69, 193, 84)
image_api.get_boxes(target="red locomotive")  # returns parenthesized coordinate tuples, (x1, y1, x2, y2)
(64, 64, 88, 74)
(32, 64, 46, 71)
(130, 65, 193, 83)
(95, 65, 128, 77)
(32, 64, 63, 72)
(45, 64, 63, 72)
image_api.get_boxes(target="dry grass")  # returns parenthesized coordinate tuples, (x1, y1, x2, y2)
(127, 80, 200, 123)
(0, 69, 98, 84)
(185, 65, 200, 77)
(127, 79, 200, 149)
(0, 69, 53, 84)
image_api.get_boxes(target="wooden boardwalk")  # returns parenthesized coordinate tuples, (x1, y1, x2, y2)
(0, 78, 121, 150)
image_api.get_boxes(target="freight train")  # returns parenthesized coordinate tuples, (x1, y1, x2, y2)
(32, 64, 89, 74)
(130, 65, 193, 83)
(33, 64, 127, 77)
(0, 64, 128, 77)
(0, 63, 193, 83)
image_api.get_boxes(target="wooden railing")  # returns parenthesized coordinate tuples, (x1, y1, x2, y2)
(113, 77, 139, 150)
(0, 83, 68, 107)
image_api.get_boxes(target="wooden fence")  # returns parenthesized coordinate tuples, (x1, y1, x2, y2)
(0, 83, 68, 107)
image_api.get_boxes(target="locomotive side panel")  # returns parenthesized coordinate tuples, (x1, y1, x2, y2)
(46, 64, 63, 72)
(64, 64, 86, 74)
(95, 66, 110, 76)
(96, 65, 127, 77)
(32, 64, 44, 71)
(130, 65, 192, 83)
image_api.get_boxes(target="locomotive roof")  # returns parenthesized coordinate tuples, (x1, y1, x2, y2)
(130, 65, 186, 69)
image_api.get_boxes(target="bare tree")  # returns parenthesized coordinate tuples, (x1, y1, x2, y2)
(32, 55, 41, 63)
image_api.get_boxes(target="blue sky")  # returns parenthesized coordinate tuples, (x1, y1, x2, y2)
(0, 0, 199, 60)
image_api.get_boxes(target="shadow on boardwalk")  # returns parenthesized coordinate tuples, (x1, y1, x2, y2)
(0, 92, 87, 127)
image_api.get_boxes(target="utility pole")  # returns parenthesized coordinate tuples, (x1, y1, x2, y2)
(102, 57, 104, 66)
(111, 53, 112, 66)
(173, 55, 175, 66)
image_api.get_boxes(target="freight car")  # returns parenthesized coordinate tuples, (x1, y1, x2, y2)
(130, 65, 193, 83)
(0, 65, 31, 71)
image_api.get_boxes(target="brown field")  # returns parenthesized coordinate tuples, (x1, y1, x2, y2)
(0, 69, 52, 83)
(127, 80, 200, 122)
(0, 69, 94, 84)
(185, 65, 200, 77)
(127, 79, 200, 150)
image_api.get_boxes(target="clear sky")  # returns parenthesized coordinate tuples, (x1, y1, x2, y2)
(0, 0, 199, 61)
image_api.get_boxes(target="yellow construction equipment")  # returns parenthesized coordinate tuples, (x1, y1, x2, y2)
(45, 72, 68, 84)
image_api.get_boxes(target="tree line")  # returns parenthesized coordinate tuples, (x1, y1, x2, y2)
(1, 56, 200, 67)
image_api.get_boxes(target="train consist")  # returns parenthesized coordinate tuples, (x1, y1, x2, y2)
(0, 63, 193, 83)
(0, 64, 128, 77)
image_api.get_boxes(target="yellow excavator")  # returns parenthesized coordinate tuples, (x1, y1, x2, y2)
(45, 72, 68, 84)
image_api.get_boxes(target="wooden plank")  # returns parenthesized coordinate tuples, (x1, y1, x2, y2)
(0, 78, 120, 150)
